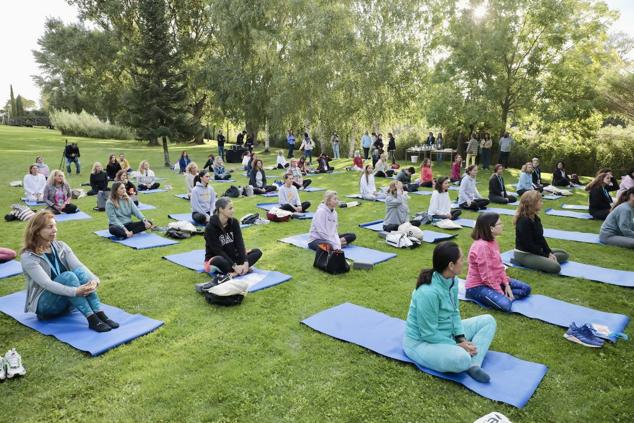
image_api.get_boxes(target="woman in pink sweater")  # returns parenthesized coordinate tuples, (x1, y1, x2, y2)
(465, 212, 531, 312)
(450, 154, 462, 182)
(418, 159, 434, 187)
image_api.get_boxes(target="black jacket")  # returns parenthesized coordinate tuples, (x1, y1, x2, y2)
(606, 175, 619, 192)
(204, 215, 246, 265)
(90, 171, 108, 192)
(217, 133, 225, 147)
(64, 144, 80, 159)
(488, 174, 507, 198)
(387, 137, 396, 151)
(106, 161, 122, 180)
(588, 186, 612, 214)
(249, 169, 267, 188)
(552, 168, 570, 187)
(515, 215, 551, 257)
(531, 166, 544, 185)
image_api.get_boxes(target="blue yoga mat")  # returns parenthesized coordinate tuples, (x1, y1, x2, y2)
(302, 303, 547, 408)
(94, 230, 178, 249)
(457, 280, 629, 342)
(541, 228, 600, 244)
(175, 193, 190, 200)
(455, 218, 476, 228)
(500, 251, 634, 287)
(54, 211, 92, 222)
(345, 194, 386, 202)
(22, 198, 47, 207)
(139, 189, 168, 194)
(542, 194, 562, 200)
(562, 204, 588, 210)
(358, 220, 457, 243)
(545, 208, 593, 220)
(279, 233, 396, 265)
(303, 187, 326, 192)
(256, 203, 314, 219)
(211, 179, 236, 183)
(260, 192, 278, 197)
(137, 203, 156, 211)
(168, 213, 204, 226)
(0, 260, 22, 279)
(478, 208, 516, 216)
(0, 291, 163, 356)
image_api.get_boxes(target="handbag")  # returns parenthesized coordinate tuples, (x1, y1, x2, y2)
(313, 243, 350, 274)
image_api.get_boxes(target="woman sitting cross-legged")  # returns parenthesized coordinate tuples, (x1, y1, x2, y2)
(212, 157, 233, 180)
(106, 182, 153, 238)
(348, 150, 364, 171)
(288, 159, 312, 189)
(276, 151, 289, 169)
(418, 159, 434, 188)
(191, 170, 217, 225)
(136, 160, 160, 191)
(586, 172, 613, 220)
(249, 159, 277, 194)
(360, 164, 386, 201)
(43, 170, 78, 214)
(203, 197, 262, 280)
(184, 162, 199, 199)
(599, 188, 634, 249)
(114, 169, 139, 205)
(512, 191, 569, 273)
(88, 162, 109, 196)
(374, 153, 394, 178)
(552, 161, 578, 187)
(21, 210, 118, 332)
(488, 164, 517, 204)
(23, 164, 47, 202)
(428, 177, 462, 221)
(458, 165, 489, 211)
(383, 180, 417, 231)
(278, 173, 310, 213)
(105, 154, 122, 181)
(516, 162, 536, 197)
(308, 190, 356, 251)
(465, 212, 531, 312)
(450, 154, 462, 183)
(403, 241, 496, 383)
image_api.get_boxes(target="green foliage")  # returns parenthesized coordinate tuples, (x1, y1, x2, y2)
(49, 109, 134, 140)
(9, 85, 16, 117)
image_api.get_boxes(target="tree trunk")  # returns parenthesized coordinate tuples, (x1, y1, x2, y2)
(192, 95, 207, 144)
(500, 98, 510, 138)
(162, 136, 171, 167)
(264, 119, 270, 152)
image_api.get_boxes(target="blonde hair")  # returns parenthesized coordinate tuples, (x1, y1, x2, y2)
(22, 210, 56, 254)
(91, 162, 103, 174)
(520, 162, 532, 173)
(513, 191, 542, 224)
(387, 180, 402, 196)
(138, 160, 149, 173)
(323, 190, 338, 204)
(186, 161, 199, 175)
(47, 169, 66, 186)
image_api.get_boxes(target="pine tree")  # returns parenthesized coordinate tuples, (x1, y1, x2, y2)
(9, 85, 16, 118)
(125, 0, 189, 167)
(15, 95, 24, 117)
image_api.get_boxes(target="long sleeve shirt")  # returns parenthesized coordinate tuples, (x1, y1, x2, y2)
(458, 175, 482, 204)
(23, 173, 46, 197)
(185, 173, 196, 194)
(136, 169, 156, 186)
(419, 166, 433, 183)
(451, 161, 461, 180)
(499, 137, 514, 152)
(190, 182, 216, 215)
(515, 215, 551, 257)
(106, 197, 145, 228)
(428, 191, 452, 216)
(466, 139, 479, 154)
(309, 203, 341, 249)
(374, 160, 388, 175)
(384, 192, 409, 227)
(43, 183, 71, 208)
(361, 135, 372, 148)
(278, 185, 301, 207)
(106, 162, 122, 180)
(90, 171, 108, 192)
(404, 272, 465, 344)
(600, 202, 634, 238)
(588, 186, 613, 214)
(516, 172, 534, 192)
(360, 174, 377, 197)
(465, 239, 509, 293)
(204, 215, 246, 264)
(488, 174, 507, 198)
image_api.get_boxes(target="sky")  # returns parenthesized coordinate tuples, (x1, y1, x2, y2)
(0, 0, 633, 109)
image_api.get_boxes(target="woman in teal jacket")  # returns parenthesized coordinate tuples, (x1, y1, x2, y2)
(403, 241, 497, 383)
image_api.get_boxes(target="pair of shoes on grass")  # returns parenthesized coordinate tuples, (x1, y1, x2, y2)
(0, 348, 26, 381)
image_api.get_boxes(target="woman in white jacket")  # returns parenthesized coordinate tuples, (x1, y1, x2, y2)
(184, 162, 199, 198)
(428, 177, 462, 220)
(23, 164, 47, 202)
(136, 160, 160, 191)
(360, 165, 385, 201)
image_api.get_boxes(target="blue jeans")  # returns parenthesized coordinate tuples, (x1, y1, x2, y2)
(403, 314, 496, 373)
(304, 150, 312, 163)
(465, 279, 531, 312)
(36, 267, 101, 318)
(333, 143, 340, 159)
(218, 145, 225, 160)
(66, 157, 80, 174)
(288, 144, 294, 158)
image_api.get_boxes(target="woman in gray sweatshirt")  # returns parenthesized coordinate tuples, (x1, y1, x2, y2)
(21, 210, 117, 332)
(383, 180, 410, 231)
(191, 170, 217, 225)
(599, 188, 634, 249)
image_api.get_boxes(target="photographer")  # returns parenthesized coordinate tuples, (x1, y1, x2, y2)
(64, 142, 81, 175)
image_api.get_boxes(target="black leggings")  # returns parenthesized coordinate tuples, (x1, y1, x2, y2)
(207, 249, 263, 274)
(280, 202, 311, 213)
(375, 170, 395, 178)
(459, 199, 489, 211)
(276, 163, 290, 169)
(419, 181, 433, 188)
(87, 187, 109, 196)
(489, 194, 517, 204)
(192, 212, 210, 225)
(590, 209, 610, 220)
(307, 233, 356, 251)
(48, 204, 78, 214)
(108, 221, 148, 238)
(293, 179, 312, 189)
(138, 182, 160, 191)
(253, 185, 277, 194)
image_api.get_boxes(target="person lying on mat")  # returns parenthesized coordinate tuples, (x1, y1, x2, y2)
(516, 162, 536, 197)
(513, 191, 569, 273)
(115, 170, 139, 205)
(288, 159, 312, 189)
(0, 247, 17, 263)
(21, 210, 118, 332)
(88, 162, 109, 196)
(184, 162, 199, 199)
(403, 241, 496, 383)
(450, 154, 462, 183)
(383, 181, 414, 231)
(35, 156, 50, 178)
(249, 159, 277, 194)
(106, 154, 122, 181)
(212, 157, 233, 181)
(279, 173, 310, 213)
(600, 187, 634, 249)
(23, 164, 47, 202)
(428, 177, 462, 221)
(374, 153, 393, 178)
(396, 167, 419, 192)
(308, 190, 356, 251)
(203, 197, 262, 279)
(136, 160, 160, 191)
(586, 172, 613, 220)
(418, 159, 434, 188)
(488, 164, 517, 204)
(191, 170, 217, 225)
(458, 165, 489, 211)
(360, 164, 385, 201)
(465, 213, 531, 312)
(43, 170, 78, 215)
(106, 182, 153, 238)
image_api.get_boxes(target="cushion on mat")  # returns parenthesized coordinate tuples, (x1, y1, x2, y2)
(358, 220, 457, 243)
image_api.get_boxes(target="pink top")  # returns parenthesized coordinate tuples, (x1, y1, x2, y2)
(465, 239, 509, 293)
(451, 161, 461, 180)
(419, 166, 433, 183)
(353, 157, 363, 168)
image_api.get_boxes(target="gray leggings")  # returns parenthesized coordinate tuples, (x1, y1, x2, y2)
(600, 233, 634, 249)
(513, 249, 569, 274)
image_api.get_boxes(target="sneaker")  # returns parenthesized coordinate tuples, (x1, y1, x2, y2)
(0, 357, 5, 381)
(564, 323, 604, 348)
(195, 273, 232, 293)
(4, 349, 26, 378)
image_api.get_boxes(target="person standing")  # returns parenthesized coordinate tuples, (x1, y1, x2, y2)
(465, 134, 479, 168)
(498, 132, 514, 168)
(287, 129, 296, 158)
(372, 133, 384, 167)
(480, 133, 493, 170)
(387, 133, 396, 162)
(361, 131, 372, 160)
(64, 142, 80, 175)
(435, 133, 444, 161)
(426, 132, 435, 146)
(331, 132, 341, 160)
(216, 130, 226, 160)
(245, 133, 255, 153)
(299, 132, 314, 164)
(236, 130, 246, 146)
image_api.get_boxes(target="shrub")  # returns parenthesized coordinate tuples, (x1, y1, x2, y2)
(50, 109, 134, 140)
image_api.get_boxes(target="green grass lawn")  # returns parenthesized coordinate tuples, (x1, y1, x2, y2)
(0, 125, 632, 422)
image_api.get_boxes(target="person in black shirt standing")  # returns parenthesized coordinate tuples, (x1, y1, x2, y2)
(216, 130, 226, 160)
(236, 130, 246, 146)
(488, 164, 517, 204)
(245, 132, 255, 153)
(64, 142, 81, 175)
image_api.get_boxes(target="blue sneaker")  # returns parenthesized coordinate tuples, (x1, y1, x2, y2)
(564, 323, 604, 348)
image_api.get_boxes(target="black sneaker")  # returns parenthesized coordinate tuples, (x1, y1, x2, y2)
(195, 273, 232, 293)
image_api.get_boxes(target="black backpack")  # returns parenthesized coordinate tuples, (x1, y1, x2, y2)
(224, 185, 241, 198)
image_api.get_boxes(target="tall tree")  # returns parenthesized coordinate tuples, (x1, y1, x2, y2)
(15, 95, 25, 117)
(9, 85, 16, 118)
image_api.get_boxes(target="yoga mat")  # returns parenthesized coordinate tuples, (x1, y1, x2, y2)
(562, 204, 588, 210)
(358, 220, 457, 243)
(410, 190, 433, 196)
(260, 192, 278, 197)
(136, 203, 156, 211)
(94, 230, 178, 249)
(279, 233, 396, 265)
(139, 189, 168, 194)
(302, 303, 547, 408)
(0, 290, 163, 356)
(545, 208, 593, 220)
(54, 211, 92, 222)
(345, 194, 386, 203)
(175, 193, 190, 200)
(457, 280, 628, 342)
(211, 179, 236, 183)
(541, 228, 600, 244)
(167, 213, 250, 228)
(542, 194, 562, 200)
(455, 218, 476, 228)
(22, 198, 47, 207)
(303, 187, 326, 192)
(256, 203, 314, 219)
(500, 251, 634, 287)
(478, 208, 516, 217)
(0, 260, 22, 279)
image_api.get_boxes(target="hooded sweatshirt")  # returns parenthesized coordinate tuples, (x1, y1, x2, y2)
(309, 203, 341, 249)
(384, 192, 409, 227)
(204, 215, 246, 264)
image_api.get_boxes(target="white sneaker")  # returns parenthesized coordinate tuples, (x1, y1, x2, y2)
(0, 357, 6, 381)
(4, 349, 26, 378)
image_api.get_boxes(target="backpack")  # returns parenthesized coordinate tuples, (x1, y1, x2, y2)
(204, 278, 248, 306)
(398, 222, 424, 241)
(266, 207, 293, 222)
(168, 220, 198, 233)
(241, 213, 259, 225)
(71, 188, 86, 199)
(166, 228, 191, 239)
(224, 185, 241, 198)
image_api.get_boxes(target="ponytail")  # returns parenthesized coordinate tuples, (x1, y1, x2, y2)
(416, 269, 434, 288)
(415, 241, 461, 289)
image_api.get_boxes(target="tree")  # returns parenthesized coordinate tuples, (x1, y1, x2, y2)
(599, 69, 634, 121)
(9, 85, 16, 118)
(126, 0, 189, 167)
(15, 95, 24, 117)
